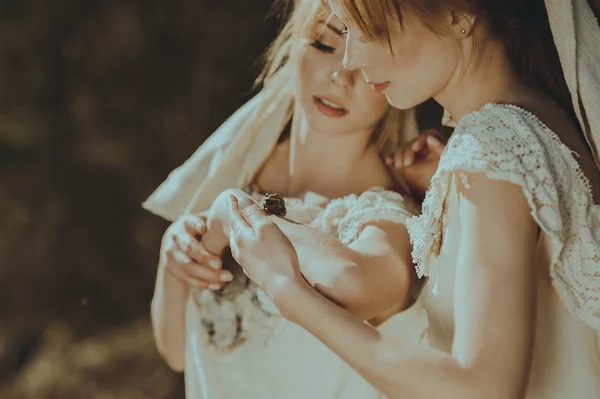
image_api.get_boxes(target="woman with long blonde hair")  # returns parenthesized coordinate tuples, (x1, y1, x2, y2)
(145, 0, 432, 397)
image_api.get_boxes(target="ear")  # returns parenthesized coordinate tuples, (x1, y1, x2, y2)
(448, 12, 476, 38)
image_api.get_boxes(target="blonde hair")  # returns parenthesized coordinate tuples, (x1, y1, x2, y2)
(252, 0, 416, 153)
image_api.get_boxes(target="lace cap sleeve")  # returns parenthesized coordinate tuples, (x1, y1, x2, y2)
(311, 188, 419, 245)
(406, 103, 600, 331)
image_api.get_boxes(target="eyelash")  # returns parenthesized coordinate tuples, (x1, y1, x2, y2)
(310, 39, 335, 54)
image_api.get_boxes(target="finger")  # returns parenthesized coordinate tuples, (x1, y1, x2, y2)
(184, 262, 232, 284)
(229, 230, 250, 278)
(173, 250, 232, 284)
(173, 232, 208, 261)
(404, 149, 414, 167)
(384, 154, 394, 165)
(426, 135, 445, 155)
(234, 195, 273, 231)
(171, 268, 222, 291)
(410, 131, 428, 152)
(165, 254, 221, 289)
(173, 228, 221, 268)
(228, 195, 252, 233)
(396, 147, 413, 168)
(393, 147, 405, 170)
(188, 241, 222, 270)
(183, 214, 206, 235)
(229, 229, 242, 265)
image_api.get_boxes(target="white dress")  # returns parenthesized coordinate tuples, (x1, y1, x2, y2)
(406, 103, 600, 398)
(185, 188, 429, 399)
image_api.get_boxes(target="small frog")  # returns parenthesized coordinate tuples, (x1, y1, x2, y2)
(262, 193, 287, 217)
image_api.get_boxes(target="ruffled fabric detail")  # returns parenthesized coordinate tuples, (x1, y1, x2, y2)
(311, 187, 419, 245)
(406, 103, 600, 331)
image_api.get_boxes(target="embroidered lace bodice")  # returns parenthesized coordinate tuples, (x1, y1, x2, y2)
(406, 103, 600, 398)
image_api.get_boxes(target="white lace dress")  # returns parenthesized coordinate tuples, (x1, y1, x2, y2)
(406, 103, 600, 398)
(185, 188, 429, 399)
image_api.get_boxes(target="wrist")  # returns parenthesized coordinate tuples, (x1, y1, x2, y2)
(204, 201, 230, 255)
(264, 274, 313, 322)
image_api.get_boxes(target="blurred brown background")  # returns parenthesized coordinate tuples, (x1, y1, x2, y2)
(0, 1, 281, 397)
(0, 1, 451, 397)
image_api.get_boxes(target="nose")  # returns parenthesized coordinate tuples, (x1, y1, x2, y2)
(342, 35, 362, 71)
(331, 67, 355, 88)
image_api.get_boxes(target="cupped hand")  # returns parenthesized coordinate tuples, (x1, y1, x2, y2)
(160, 214, 233, 290)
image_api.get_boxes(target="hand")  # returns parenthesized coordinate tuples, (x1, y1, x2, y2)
(226, 195, 304, 296)
(386, 128, 446, 201)
(160, 214, 233, 290)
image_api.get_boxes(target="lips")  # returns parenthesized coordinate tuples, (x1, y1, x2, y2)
(369, 82, 390, 94)
(313, 96, 348, 117)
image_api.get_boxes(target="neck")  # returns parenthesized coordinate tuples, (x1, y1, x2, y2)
(287, 104, 378, 197)
(434, 35, 531, 122)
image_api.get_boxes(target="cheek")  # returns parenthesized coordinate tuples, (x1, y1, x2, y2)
(293, 46, 327, 94)
(296, 47, 313, 78)
(384, 31, 461, 108)
(388, 32, 427, 72)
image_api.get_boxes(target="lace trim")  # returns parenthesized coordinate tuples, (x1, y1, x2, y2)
(312, 187, 418, 245)
(406, 103, 600, 331)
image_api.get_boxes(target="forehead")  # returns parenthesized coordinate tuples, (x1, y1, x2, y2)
(327, 13, 346, 31)
(327, 0, 346, 23)
(311, 8, 346, 36)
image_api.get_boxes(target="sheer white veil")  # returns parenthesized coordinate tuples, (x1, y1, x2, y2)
(545, 0, 600, 170)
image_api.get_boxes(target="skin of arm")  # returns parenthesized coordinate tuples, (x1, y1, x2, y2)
(151, 261, 188, 372)
(259, 173, 538, 399)
(151, 213, 226, 372)
(203, 188, 415, 321)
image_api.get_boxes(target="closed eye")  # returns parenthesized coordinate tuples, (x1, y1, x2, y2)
(310, 39, 335, 54)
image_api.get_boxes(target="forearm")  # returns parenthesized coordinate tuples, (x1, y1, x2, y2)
(269, 278, 486, 399)
(270, 217, 406, 320)
(150, 264, 188, 372)
(213, 189, 409, 319)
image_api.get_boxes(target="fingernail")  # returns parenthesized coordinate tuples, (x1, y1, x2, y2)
(404, 157, 413, 166)
(209, 260, 220, 269)
(237, 196, 254, 209)
(209, 284, 221, 291)
(427, 136, 441, 146)
(220, 272, 233, 282)
(411, 141, 420, 151)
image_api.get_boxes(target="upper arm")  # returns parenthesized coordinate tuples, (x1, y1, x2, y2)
(272, 212, 415, 320)
(451, 172, 538, 397)
(334, 220, 415, 318)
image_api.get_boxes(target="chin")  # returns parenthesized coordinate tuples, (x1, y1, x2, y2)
(384, 90, 426, 111)
(302, 109, 342, 133)
(306, 117, 348, 136)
